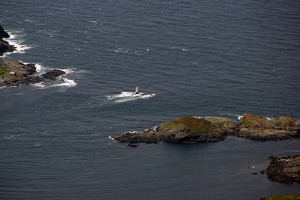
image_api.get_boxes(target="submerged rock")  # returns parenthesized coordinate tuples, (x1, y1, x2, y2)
(264, 155, 300, 184)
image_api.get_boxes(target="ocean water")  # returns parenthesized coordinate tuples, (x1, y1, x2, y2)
(1, 0, 300, 199)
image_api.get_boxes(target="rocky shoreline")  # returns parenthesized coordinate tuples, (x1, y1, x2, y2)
(0, 59, 66, 87)
(261, 155, 300, 184)
(0, 25, 66, 87)
(113, 114, 300, 144)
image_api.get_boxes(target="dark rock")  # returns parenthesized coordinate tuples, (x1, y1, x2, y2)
(0, 25, 15, 56)
(0, 25, 10, 40)
(42, 69, 66, 80)
(3, 76, 44, 87)
(265, 155, 300, 184)
(260, 170, 266, 175)
(0, 40, 15, 56)
(127, 143, 140, 148)
(24, 64, 37, 75)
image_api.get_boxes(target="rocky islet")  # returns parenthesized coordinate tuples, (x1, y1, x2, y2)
(113, 114, 300, 144)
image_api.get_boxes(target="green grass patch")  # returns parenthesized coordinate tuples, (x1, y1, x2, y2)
(0, 64, 10, 77)
(240, 114, 296, 130)
(159, 117, 220, 135)
(261, 194, 300, 200)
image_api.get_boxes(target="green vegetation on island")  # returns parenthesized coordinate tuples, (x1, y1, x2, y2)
(114, 116, 237, 144)
(114, 114, 299, 144)
(237, 114, 300, 140)
(260, 194, 300, 200)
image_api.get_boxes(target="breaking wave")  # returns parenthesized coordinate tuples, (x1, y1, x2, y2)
(3, 30, 32, 56)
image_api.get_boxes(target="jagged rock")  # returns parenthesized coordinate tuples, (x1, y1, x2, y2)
(0, 40, 15, 56)
(264, 155, 300, 184)
(0, 25, 10, 40)
(42, 69, 66, 80)
(0, 25, 15, 56)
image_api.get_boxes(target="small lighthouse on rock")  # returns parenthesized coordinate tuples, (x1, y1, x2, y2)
(135, 87, 139, 94)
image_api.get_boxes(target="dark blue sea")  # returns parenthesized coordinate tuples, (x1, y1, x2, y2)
(1, 0, 300, 199)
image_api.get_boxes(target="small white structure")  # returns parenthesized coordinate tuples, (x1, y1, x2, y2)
(9, 72, 16, 76)
(135, 87, 139, 94)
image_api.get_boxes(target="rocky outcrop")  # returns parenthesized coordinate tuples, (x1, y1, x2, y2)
(114, 116, 237, 144)
(262, 155, 300, 184)
(42, 69, 66, 80)
(0, 40, 16, 56)
(0, 25, 10, 39)
(236, 114, 300, 140)
(0, 60, 43, 87)
(113, 114, 300, 145)
(0, 25, 15, 56)
(0, 59, 66, 87)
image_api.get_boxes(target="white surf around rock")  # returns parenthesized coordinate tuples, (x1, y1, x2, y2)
(107, 88, 156, 103)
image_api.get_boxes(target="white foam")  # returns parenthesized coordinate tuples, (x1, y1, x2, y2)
(35, 63, 44, 73)
(88, 20, 98, 25)
(107, 91, 156, 103)
(54, 78, 77, 87)
(21, 62, 45, 73)
(24, 19, 35, 23)
(108, 135, 115, 140)
(60, 68, 74, 74)
(33, 82, 46, 88)
(237, 115, 272, 120)
(106, 48, 141, 55)
(37, 78, 77, 89)
(3, 31, 32, 56)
